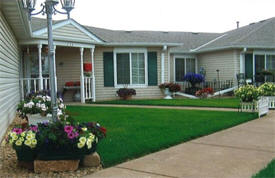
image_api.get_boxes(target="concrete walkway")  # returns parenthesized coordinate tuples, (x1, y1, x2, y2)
(85, 111, 275, 178)
(66, 103, 238, 112)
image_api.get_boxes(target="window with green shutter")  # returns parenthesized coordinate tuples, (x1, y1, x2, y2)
(103, 52, 114, 87)
(148, 52, 158, 86)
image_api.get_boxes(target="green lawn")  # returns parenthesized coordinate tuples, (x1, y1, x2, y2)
(67, 106, 256, 167)
(253, 159, 275, 178)
(93, 98, 240, 108)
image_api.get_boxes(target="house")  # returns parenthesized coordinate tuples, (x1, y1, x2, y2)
(1, 0, 275, 139)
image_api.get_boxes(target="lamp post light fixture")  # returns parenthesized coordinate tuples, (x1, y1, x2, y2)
(22, 0, 75, 122)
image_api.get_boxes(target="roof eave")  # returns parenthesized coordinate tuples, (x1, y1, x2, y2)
(101, 42, 184, 47)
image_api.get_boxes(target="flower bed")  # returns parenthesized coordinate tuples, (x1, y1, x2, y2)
(258, 83, 275, 109)
(195, 87, 214, 98)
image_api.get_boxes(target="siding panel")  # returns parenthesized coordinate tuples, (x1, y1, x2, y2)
(0, 10, 20, 141)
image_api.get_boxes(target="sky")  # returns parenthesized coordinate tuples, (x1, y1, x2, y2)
(35, 0, 275, 33)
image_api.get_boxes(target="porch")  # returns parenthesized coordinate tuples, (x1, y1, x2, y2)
(20, 43, 96, 103)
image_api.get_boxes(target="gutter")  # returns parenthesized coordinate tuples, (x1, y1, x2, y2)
(100, 42, 184, 47)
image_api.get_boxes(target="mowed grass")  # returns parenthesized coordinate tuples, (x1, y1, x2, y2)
(67, 106, 257, 167)
(93, 98, 240, 108)
(253, 159, 275, 178)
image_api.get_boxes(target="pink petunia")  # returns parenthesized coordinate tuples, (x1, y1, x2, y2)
(67, 132, 75, 139)
(64, 125, 74, 133)
(30, 125, 38, 132)
(12, 128, 23, 135)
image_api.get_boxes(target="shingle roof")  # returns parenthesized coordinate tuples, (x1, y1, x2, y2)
(30, 17, 220, 50)
(194, 17, 275, 52)
(30, 17, 275, 53)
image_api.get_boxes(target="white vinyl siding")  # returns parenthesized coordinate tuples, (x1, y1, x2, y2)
(41, 24, 96, 43)
(0, 11, 20, 140)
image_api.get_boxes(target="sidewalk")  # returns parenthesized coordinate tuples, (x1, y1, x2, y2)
(85, 111, 275, 178)
(66, 103, 238, 112)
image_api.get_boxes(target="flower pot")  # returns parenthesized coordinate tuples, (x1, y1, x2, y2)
(164, 88, 172, 99)
(27, 114, 49, 126)
(15, 147, 37, 161)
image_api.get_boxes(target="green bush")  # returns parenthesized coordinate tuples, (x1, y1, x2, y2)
(234, 85, 259, 102)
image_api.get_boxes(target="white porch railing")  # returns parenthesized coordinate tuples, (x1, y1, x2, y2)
(83, 76, 94, 100)
(20, 78, 50, 99)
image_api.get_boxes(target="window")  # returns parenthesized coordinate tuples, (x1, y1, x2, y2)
(255, 55, 265, 74)
(114, 49, 147, 87)
(266, 55, 275, 70)
(175, 57, 196, 82)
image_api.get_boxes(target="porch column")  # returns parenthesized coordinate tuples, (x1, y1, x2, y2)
(80, 47, 85, 103)
(240, 53, 245, 73)
(38, 44, 43, 90)
(161, 45, 167, 83)
(90, 47, 96, 102)
(253, 53, 255, 82)
(53, 45, 57, 92)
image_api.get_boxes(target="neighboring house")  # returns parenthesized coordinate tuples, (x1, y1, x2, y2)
(1, 1, 275, 139)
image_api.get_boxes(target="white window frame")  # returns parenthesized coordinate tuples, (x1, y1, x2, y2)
(252, 50, 275, 77)
(114, 48, 148, 88)
(173, 55, 197, 82)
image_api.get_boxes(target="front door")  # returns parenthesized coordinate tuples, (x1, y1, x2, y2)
(245, 54, 253, 79)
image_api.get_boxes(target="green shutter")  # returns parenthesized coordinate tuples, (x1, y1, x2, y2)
(245, 54, 253, 78)
(103, 52, 114, 87)
(148, 52, 158, 86)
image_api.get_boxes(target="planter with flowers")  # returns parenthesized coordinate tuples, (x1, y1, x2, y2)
(235, 85, 269, 117)
(195, 87, 214, 98)
(116, 88, 136, 100)
(17, 91, 65, 125)
(6, 125, 39, 162)
(183, 73, 205, 95)
(258, 82, 275, 109)
(159, 83, 181, 99)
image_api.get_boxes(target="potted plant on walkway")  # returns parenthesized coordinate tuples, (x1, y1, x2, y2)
(183, 73, 205, 95)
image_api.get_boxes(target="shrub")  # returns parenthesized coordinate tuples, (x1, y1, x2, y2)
(234, 85, 259, 102)
(258, 83, 275, 96)
(116, 88, 136, 100)
(183, 73, 205, 87)
(159, 83, 181, 92)
(195, 87, 214, 98)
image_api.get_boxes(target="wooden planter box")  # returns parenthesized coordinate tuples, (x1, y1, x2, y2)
(240, 97, 269, 117)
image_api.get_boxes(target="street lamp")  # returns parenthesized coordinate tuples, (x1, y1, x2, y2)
(22, 0, 75, 122)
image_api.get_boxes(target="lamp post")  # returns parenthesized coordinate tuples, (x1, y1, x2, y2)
(22, 0, 75, 122)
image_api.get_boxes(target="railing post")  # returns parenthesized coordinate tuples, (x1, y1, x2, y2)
(80, 47, 85, 103)
(20, 79, 24, 100)
(53, 45, 57, 92)
(90, 47, 96, 102)
(38, 44, 43, 91)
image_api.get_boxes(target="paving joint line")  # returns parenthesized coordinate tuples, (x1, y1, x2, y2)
(190, 142, 275, 153)
(114, 166, 178, 178)
(232, 129, 275, 135)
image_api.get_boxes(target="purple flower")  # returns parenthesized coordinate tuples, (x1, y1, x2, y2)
(64, 125, 74, 133)
(74, 132, 79, 137)
(30, 125, 38, 132)
(12, 128, 23, 134)
(67, 132, 75, 139)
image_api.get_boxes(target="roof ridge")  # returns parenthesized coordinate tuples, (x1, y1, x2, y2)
(231, 18, 274, 45)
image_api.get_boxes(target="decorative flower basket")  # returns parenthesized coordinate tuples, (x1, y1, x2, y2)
(240, 97, 269, 118)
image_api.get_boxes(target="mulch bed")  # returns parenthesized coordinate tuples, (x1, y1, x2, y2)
(0, 116, 101, 177)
